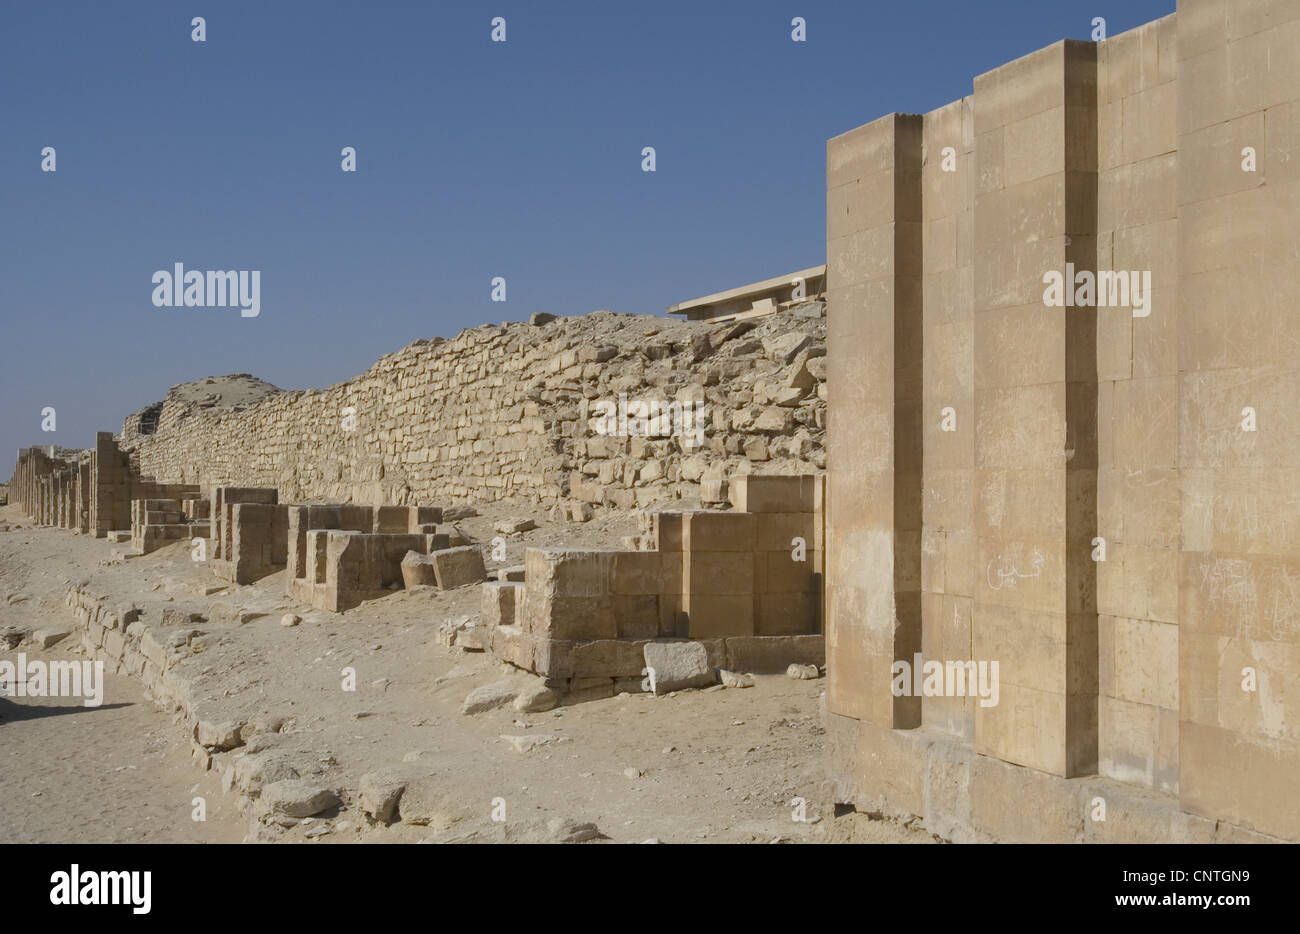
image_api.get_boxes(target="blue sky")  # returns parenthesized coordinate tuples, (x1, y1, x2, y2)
(0, 0, 1174, 464)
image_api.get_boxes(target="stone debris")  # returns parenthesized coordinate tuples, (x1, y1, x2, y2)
(31, 626, 73, 649)
(460, 679, 520, 715)
(160, 607, 201, 627)
(260, 779, 341, 819)
(786, 663, 820, 680)
(494, 518, 537, 534)
(280, 613, 301, 627)
(358, 770, 408, 823)
(233, 753, 300, 795)
(439, 615, 487, 652)
(547, 817, 600, 843)
(643, 641, 716, 695)
(513, 681, 559, 713)
(396, 774, 456, 826)
(499, 733, 565, 753)
(720, 670, 755, 688)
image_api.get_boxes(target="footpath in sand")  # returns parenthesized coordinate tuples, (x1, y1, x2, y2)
(0, 502, 932, 844)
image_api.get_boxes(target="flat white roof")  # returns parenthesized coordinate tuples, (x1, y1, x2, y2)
(667, 264, 826, 316)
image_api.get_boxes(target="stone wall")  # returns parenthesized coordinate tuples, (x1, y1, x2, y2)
(9, 434, 197, 539)
(826, 0, 1300, 843)
(119, 309, 827, 509)
(483, 475, 826, 695)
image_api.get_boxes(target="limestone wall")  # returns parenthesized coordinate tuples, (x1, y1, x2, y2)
(826, 0, 1300, 843)
(120, 309, 827, 509)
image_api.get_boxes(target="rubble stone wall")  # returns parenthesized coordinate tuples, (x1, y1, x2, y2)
(119, 309, 828, 509)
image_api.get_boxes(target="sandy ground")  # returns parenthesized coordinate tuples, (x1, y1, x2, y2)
(0, 646, 244, 843)
(0, 502, 934, 845)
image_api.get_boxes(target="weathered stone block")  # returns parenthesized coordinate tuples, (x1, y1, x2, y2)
(430, 546, 487, 590)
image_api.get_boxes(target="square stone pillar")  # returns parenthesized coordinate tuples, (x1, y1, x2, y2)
(971, 41, 1098, 777)
(825, 113, 924, 729)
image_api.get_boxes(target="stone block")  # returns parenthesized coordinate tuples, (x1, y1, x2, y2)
(400, 551, 437, 588)
(642, 641, 716, 694)
(430, 546, 487, 590)
(728, 474, 819, 513)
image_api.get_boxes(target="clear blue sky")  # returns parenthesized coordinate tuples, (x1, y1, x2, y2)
(0, 0, 1174, 466)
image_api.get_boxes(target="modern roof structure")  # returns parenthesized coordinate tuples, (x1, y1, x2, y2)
(666, 264, 826, 323)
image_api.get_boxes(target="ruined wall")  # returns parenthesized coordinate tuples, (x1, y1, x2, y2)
(826, 0, 1300, 843)
(120, 310, 826, 509)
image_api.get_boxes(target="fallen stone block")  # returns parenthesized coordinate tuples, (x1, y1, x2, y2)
(460, 679, 519, 714)
(787, 663, 820, 680)
(513, 681, 558, 713)
(196, 719, 245, 751)
(720, 669, 755, 688)
(439, 615, 486, 652)
(234, 754, 300, 795)
(431, 546, 487, 590)
(359, 770, 408, 824)
(207, 602, 248, 625)
(495, 518, 537, 534)
(643, 641, 716, 695)
(548, 817, 600, 843)
(31, 626, 72, 649)
(261, 780, 340, 818)
(437, 524, 471, 547)
(398, 774, 459, 826)
(400, 551, 437, 588)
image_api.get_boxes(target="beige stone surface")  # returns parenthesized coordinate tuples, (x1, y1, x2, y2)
(826, 1, 1300, 841)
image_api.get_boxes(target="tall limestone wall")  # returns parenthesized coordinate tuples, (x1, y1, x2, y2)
(826, 0, 1300, 843)
(119, 308, 827, 508)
